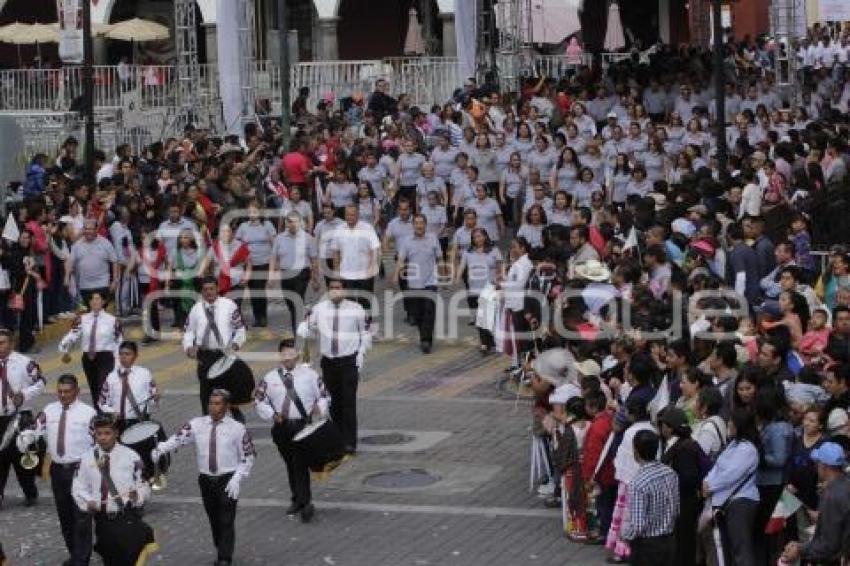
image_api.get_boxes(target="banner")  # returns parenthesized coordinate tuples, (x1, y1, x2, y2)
(217, 0, 244, 136)
(454, 0, 477, 82)
(820, 0, 850, 22)
(57, 0, 84, 64)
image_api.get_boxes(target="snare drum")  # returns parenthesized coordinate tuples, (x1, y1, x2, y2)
(120, 421, 169, 479)
(206, 351, 255, 405)
(293, 419, 345, 472)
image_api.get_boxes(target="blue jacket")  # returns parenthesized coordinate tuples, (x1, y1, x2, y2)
(758, 420, 794, 486)
(23, 163, 46, 198)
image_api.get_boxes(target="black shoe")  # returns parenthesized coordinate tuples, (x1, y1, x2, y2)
(285, 502, 303, 516)
(24, 496, 37, 507)
(214, 561, 232, 566)
(420, 342, 432, 354)
(256, 318, 268, 328)
(300, 503, 315, 523)
(344, 445, 356, 455)
(141, 335, 158, 345)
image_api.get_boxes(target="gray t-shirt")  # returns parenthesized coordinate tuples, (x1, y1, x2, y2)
(70, 236, 117, 290)
(398, 234, 442, 289)
(271, 230, 316, 276)
(461, 248, 503, 293)
(236, 220, 277, 266)
(398, 152, 427, 187)
(386, 217, 415, 251)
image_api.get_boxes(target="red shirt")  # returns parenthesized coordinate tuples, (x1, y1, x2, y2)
(581, 410, 616, 487)
(280, 151, 311, 185)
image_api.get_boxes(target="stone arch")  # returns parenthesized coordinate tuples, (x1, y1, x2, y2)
(91, 0, 217, 25)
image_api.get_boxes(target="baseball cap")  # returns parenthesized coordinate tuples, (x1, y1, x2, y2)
(811, 442, 847, 467)
(575, 359, 601, 377)
(607, 112, 618, 119)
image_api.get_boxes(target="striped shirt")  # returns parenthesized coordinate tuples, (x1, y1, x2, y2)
(621, 461, 679, 541)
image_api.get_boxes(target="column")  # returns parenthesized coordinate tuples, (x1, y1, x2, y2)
(93, 37, 108, 65)
(317, 16, 339, 60)
(658, 0, 671, 44)
(440, 13, 456, 57)
(204, 23, 218, 65)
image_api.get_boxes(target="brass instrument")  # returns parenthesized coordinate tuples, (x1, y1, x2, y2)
(17, 429, 40, 470)
(150, 458, 167, 491)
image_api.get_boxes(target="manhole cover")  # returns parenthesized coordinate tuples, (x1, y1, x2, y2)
(363, 469, 440, 489)
(360, 432, 415, 446)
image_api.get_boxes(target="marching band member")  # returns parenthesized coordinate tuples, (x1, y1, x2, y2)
(98, 341, 158, 431)
(0, 328, 45, 507)
(182, 277, 246, 419)
(254, 339, 329, 523)
(298, 278, 370, 455)
(59, 290, 123, 405)
(72, 414, 156, 566)
(35, 374, 97, 566)
(152, 389, 255, 566)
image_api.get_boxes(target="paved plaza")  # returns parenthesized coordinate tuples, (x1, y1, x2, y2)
(0, 291, 607, 566)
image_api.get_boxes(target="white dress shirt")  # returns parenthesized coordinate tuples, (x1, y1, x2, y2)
(72, 443, 149, 513)
(502, 254, 533, 310)
(182, 297, 246, 352)
(59, 311, 123, 355)
(329, 221, 381, 280)
(297, 298, 370, 359)
(98, 365, 158, 420)
(36, 400, 97, 464)
(0, 352, 45, 416)
(157, 415, 255, 477)
(254, 365, 330, 422)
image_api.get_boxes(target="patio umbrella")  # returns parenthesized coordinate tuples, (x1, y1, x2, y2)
(603, 1, 626, 51)
(104, 18, 169, 42)
(0, 22, 57, 65)
(403, 7, 424, 55)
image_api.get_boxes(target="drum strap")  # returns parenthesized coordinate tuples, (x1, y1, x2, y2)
(125, 378, 144, 421)
(277, 369, 311, 424)
(95, 448, 125, 512)
(202, 305, 225, 349)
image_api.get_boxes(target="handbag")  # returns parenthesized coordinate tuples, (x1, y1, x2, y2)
(7, 275, 29, 311)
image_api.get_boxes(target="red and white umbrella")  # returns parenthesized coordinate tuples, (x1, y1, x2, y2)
(603, 1, 626, 51)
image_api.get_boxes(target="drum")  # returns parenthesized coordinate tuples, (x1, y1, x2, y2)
(293, 419, 345, 472)
(121, 421, 169, 479)
(208, 355, 255, 405)
(94, 511, 157, 566)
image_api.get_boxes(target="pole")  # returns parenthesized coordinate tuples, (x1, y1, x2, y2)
(712, 0, 728, 177)
(278, 0, 291, 149)
(82, 0, 96, 179)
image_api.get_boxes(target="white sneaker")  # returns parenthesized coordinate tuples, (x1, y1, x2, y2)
(536, 482, 556, 497)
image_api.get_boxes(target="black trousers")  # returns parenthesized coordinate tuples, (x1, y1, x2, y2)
(198, 472, 237, 563)
(280, 268, 311, 330)
(272, 419, 311, 507)
(408, 286, 437, 345)
(630, 534, 675, 566)
(81, 352, 115, 407)
(196, 350, 244, 422)
(51, 462, 92, 565)
(0, 415, 38, 500)
(343, 277, 374, 319)
(718, 498, 758, 566)
(510, 308, 531, 360)
(246, 263, 269, 325)
(320, 354, 359, 451)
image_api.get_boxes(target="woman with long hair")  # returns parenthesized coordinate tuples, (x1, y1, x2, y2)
(2, 230, 43, 353)
(456, 227, 503, 354)
(732, 365, 763, 413)
(513, 122, 535, 161)
(702, 408, 761, 566)
(753, 386, 793, 564)
(549, 190, 573, 227)
(498, 151, 527, 227)
(354, 182, 382, 230)
(517, 204, 547, 251)
(469, 132, 499, 197)
(610, 153, 631, 207)
(166, 228, 203, 327)
(762, 290, 809, 349)
(550, 147, 581, 195)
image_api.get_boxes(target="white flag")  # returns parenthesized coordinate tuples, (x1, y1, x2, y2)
(622, 226, 638, 251)
(2, 214, 19, 242)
